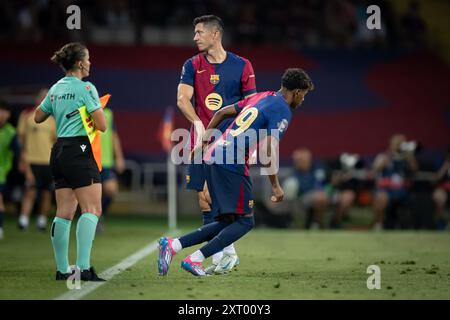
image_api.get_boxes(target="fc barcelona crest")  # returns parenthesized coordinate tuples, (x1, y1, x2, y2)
(210, 74, 220, 85)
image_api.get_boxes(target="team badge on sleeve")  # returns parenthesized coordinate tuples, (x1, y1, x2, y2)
(277, 119, 289, 133)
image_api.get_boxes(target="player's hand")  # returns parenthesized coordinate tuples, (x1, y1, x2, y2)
(193, 121, 205, 150)
(270, 185, 284, 202)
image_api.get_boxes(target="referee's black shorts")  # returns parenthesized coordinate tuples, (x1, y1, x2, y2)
(50, 136, 101, 189)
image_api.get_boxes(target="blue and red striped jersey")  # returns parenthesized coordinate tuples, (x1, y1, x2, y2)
(204, 91, 293, 176)
(179, 52, 256, 149)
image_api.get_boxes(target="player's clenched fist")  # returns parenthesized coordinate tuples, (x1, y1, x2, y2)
(271, 185, 284, 202)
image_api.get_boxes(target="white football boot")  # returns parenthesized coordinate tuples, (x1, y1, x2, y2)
(214, 253, 239, 274)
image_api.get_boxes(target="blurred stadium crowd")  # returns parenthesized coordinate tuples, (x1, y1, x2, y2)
(1, 0, 427, 49)
(253, 137, 450, 231)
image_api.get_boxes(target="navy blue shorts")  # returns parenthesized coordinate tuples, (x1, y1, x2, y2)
(0, 184, 5, 194)
(101, 167, 117, 182)
(186, 163, 206, 191)
(205, 164, 253, 216)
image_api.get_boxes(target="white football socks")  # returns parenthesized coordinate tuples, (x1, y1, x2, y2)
(223, 243, 236, 255)
(190, 250, 205, 263)
(212, 251, 223, 265)
(172, 238, 182, 253)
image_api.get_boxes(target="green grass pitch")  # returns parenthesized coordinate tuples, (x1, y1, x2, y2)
(0, 215, 449, 300)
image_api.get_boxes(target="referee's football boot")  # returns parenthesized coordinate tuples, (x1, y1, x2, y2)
(80, 266, 106, 282)
(55, 269, 75, 281)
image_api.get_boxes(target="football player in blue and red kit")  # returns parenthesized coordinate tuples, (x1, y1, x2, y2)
(177, 15, 256, 273)
(160, 68, 314, 277)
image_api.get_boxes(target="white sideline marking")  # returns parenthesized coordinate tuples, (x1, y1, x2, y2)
(55, 231, 180, 300)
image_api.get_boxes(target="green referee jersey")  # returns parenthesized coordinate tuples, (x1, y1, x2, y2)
(39, 76, 102, 137)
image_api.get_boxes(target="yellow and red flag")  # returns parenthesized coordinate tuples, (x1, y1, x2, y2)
(79, 94, 111, 171)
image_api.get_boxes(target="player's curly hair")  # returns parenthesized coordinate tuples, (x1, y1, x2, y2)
(51, 42, 87, 72)
(282, 68, 314, 92)
(193, 15, 224, 35)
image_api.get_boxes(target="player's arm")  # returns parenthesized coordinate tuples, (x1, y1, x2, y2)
(206, 104, 238, 131)
(34, 107, 50, 123)
(177, 83, 205, 144)
(177, 84, 200, 125)
(263, 136, 284, 202)
(190, 104, 239, 160)
(202, 104, 240, 144)
(260, 104, 292, 202)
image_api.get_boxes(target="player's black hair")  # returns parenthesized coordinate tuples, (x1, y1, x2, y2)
(51, 42, 87, 72)
(0, 99, 11, 112)
(193, 15, 224, 35)
(281, 68, 314, 91)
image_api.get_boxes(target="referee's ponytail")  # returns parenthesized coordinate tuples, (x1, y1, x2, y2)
(51, 42, 87, 72)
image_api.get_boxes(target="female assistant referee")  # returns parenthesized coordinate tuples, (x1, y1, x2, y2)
(34, 43, 106, 281)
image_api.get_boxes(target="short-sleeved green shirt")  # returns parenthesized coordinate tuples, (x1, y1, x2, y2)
(39, 76, 101, 137)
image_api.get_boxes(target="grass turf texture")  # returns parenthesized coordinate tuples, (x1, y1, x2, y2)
(0, 215, 449, 299)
